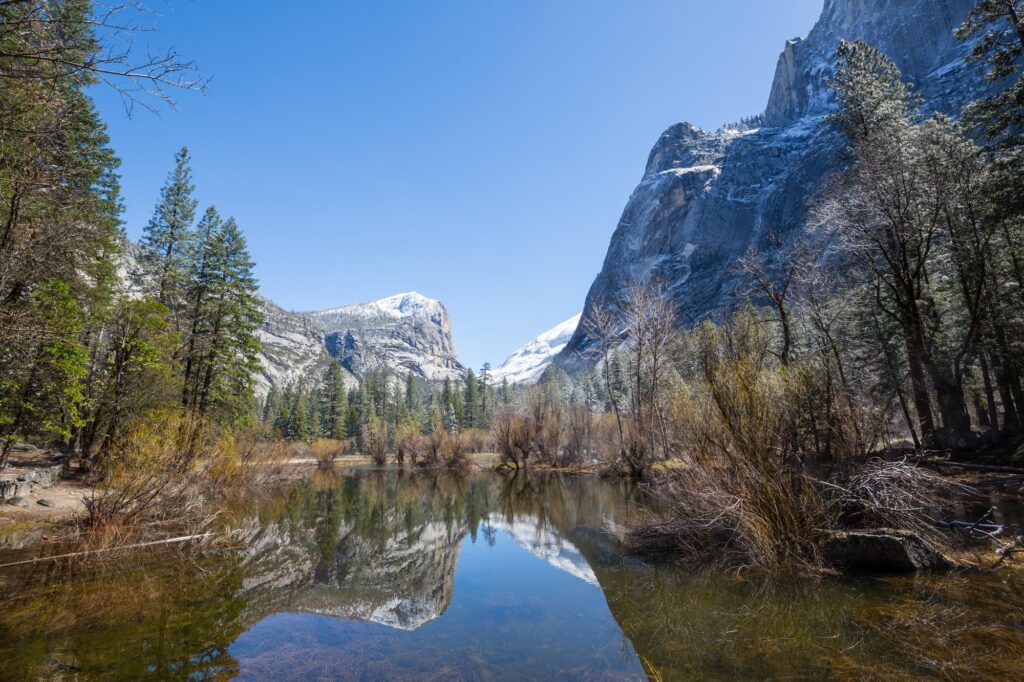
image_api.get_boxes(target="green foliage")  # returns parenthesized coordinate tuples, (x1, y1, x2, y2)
(0, 281, 88, 465)
(141, 147, 197, 308)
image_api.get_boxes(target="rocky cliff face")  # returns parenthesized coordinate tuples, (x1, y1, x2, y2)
(257, 292, 465, 395)
(558, 0, 984, 369)
(301, 292, 466, 385)
(256, 297, 343, 397)
(253, 290, 466, 393)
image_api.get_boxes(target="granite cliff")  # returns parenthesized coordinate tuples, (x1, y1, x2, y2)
(557, 0, 985, 369)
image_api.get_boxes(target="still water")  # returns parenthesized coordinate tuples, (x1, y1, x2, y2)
(0, 468, 1022, 680)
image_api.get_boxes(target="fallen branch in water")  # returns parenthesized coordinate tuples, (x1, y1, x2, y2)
(0, 532, 214, 569)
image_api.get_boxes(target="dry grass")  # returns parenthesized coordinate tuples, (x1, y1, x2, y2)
(68, 410, 286, 556)
(622, 464, 830, 575)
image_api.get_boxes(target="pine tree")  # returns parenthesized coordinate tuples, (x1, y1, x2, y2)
(0, 281, 88, 468)
(291, 379, 309, 441)
(141, 147, 198, 310)
(324, 362, 348, 440)
(308, 383, 323, 438)
(263, 386, 282, 424)
(405, 372, 416, 412)
(463, 369, 478, 428)
(957, 1, 1024, 155)
(180, 211, 263, 420)
(478, 363, 492, 428)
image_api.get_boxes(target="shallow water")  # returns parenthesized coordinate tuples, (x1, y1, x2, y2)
(0, 468, 1022, 680)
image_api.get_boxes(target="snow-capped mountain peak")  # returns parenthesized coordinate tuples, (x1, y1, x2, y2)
(490, 313, 581, 385)
(307, 291, 443, 323)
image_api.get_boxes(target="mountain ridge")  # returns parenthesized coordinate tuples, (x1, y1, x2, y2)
(556, 0, 984, 371)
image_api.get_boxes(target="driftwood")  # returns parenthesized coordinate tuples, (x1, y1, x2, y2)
(0, 533, 214, 569)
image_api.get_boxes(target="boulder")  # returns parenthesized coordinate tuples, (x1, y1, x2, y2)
(6, 496, 29, 508)
(823, 528, 952, 572)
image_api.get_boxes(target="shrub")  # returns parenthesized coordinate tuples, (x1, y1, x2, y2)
(362, 415, 389, 466)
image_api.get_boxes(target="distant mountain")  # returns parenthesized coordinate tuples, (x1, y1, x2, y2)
(303, 292, 465, 384)
(557, 0, 986, 370)
(490, 313, 581, 385)
(120, 239, 465, 396)
(257, 291, 466, 396)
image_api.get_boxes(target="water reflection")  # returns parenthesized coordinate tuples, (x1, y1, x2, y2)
(0, 468, 1021, 680)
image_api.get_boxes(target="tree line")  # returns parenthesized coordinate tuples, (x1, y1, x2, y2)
(261, 362, 516, 445)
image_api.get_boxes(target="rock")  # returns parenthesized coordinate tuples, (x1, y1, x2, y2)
(312, 292, 465, 384)
(823, 528, 952, 572)
(9, 442, 39, 452)
(6, 497, 29, 508)
(0, 480, 31, 500)
(556, 0, 988, 371)
(37, 499, 55, 507)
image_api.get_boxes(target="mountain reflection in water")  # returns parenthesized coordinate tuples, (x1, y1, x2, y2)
(0, 468, 1022, 680)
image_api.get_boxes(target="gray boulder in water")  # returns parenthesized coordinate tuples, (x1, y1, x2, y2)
(823, 528, 953, 572)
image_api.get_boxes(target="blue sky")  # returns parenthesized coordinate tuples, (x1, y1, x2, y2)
(93, 0, 822, 371)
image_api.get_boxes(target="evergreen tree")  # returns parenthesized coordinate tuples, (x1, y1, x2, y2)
(463, 369, 478, 428)
(324, 362, 349, 440)
(308, 383, 323, 438)
(957, 1, 1024, 156)
(263, 386, 282, 425)
(291, 379, 309, 441)
(405, 372, 416, 412)
(141, 147, 198, 309)
(0, 281, 88, 468)
(181, 210, 263, 420)
(478, 362, 492, 427)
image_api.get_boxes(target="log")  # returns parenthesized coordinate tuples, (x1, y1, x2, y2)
(0, 533, 213, 569)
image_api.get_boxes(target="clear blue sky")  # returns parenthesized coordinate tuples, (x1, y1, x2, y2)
(93, 0, 822, 371)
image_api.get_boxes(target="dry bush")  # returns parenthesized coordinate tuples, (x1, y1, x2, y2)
(422, 422, 445, 467)
(527, 385, 563, 465)
(461, 427, 492, 454)
(441, 429, 469, 470)
(834, 459, 976, 547)
(563, 405, 595, 465)
(308, 438, 349, 466)
(493, 408, 534, 470)
(623, 464, 829, 574)
(395, 419, 421, 465)
(362, 415, 389, 466)
(79, 411, 219, 549)
(624, 317, 833, 573)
